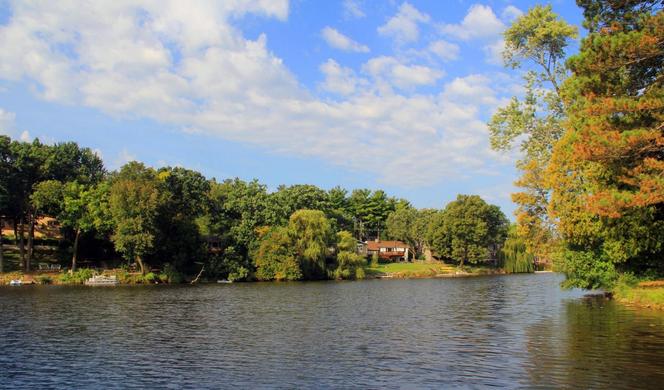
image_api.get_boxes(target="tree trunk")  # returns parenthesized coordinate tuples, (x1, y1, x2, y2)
(424, 245, 434, 263)
(71, 228, 80, 272)
(18, 216, 25, 271)
(136, 255, 146, 275)
(13, 218, 18, 246)
(0, 216, 4, 273)
(27, 211, 34, 271)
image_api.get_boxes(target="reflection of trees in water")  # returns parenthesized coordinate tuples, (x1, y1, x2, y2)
(525, 297, 664, 388)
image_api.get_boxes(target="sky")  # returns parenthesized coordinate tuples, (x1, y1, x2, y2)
(0, 0, 585, 216)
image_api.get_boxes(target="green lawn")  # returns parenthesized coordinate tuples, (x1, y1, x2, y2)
(615, 284, 664, 310)
(366, 261, 457, 278)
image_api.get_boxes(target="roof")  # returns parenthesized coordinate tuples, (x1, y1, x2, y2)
(367, 240, 409, 251)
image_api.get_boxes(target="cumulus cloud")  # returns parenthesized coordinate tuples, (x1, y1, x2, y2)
(378, 2, 430, 44)
(319, 59, 366, 96)
(483, 39, 506, 66)
(321, 27, 369, 53)
(427, 40, 461, 62)
(0, 108, 16, 135)
(362, 56, 443, 90)
(440, 4, 504, 41)
(343, 0, 365, 19)
(0, 1, 514, 185)
(501, 5, 523, 22)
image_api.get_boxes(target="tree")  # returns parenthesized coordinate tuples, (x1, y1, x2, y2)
(153, 167, 210, 272)
(269, 184, 330, 225)
(499, 225, 535, 273)
(488, 5, 577, 261)
(333, 231, 366, 280)
(547, 1, 664, 288)
(0, 136, 11, 272)
(109, 162, 162, 274)
(386, 205, 437, 259)
(288, 209, 333, 279)
(429, 195, 508, 266)
(253, 226, 301, 281)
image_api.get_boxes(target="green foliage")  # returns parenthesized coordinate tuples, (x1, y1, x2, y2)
(144, 272, 156, 283)
(371, 252, 379, 267)
(489, 5, 577, 262)
(36, 275, 52, 285)
(500, 226, 535, 273)
(253, 226, 302, 281)
(429, 195, 509, 266)
(558, 249, 618, 290)
(109, 162, 161, 273)
(333, 231, 366, 280)
(548, 1, 664, 289)
(58, 268, 95, 284)
(289, 209, 333, 279)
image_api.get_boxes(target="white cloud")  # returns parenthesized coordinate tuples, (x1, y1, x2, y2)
(378, 2, 430, 44)
(19, 130, 31, 142)
(440, 4, 504, 41)
(483, 39, 505, 66)
(319, 59, 366, 96)
(362, 56, 443, 90)
(0, 108, 16, 135)
(343, 0, 365, 19)
(321, 27, 369, 53)
(113, 148, 137, 169)
(0, 1, 514, 186)
(442, 74, 500, 107)
(501, 5, 523, 22)
(427, 40, 460, 62)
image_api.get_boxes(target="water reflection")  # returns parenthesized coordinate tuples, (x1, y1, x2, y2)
(526, 296, 664, 388)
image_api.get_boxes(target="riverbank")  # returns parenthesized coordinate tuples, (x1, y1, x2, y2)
(0, 268, 179, 286)
(1, 262, 509, 286)
(365, 262, 505, 279)
(614, 281, 664, 311)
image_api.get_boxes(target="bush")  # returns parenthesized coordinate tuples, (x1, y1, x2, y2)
(59, 268, 95, 284)
(559, 249, 618, 290)
(143, 272, 156, 283)
(36, 275, 53, 285)
(228, 266, 249, 282)
(161, 263, 184, 284)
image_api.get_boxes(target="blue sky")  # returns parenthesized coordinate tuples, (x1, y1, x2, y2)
(0, 0, 585, 215)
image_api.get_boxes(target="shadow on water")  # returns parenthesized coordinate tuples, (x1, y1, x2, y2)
(525, 295, 664, 388)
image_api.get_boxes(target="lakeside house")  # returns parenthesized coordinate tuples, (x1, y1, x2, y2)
(366, 240, 411, 262)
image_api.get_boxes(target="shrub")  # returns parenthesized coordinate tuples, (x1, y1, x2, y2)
(58, 268, 95, 284)
(143, 272, 156, 283)
(36, 275, 52, 285)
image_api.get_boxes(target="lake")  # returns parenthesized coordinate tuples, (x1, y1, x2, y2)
(1, 273, 664, 388)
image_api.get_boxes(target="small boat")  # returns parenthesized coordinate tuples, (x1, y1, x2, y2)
(84, 275, 119, 286)
(9, 279, 23, 286)
(217, 280, 233, 284)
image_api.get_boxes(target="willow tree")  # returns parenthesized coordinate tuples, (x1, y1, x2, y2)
(488, 5, 577, 262)
(548, 1, 663, 289)
(288, 209, 333, 279)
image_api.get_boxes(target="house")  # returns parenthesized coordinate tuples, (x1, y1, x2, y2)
(366, 240, 411, 262)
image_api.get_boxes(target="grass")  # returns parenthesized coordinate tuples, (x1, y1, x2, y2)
(366, 261, 458, 278)
(614, 282, 664, 310)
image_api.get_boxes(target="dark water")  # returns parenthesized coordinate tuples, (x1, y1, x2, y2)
(1, 273, 664, 389)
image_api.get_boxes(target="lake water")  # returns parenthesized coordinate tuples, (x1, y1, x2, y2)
(1, 273, 664, 389)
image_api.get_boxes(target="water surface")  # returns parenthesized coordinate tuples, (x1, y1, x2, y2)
(1, 273, 663, 388)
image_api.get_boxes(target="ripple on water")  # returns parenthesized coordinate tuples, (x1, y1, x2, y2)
(1, 274, 664, 389)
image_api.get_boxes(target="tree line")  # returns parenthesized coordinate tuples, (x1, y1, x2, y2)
(490, 0, 663, 289)
(0, 135, 510, 280)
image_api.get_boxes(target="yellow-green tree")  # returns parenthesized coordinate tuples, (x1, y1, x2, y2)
(488, 5, 577, 262)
